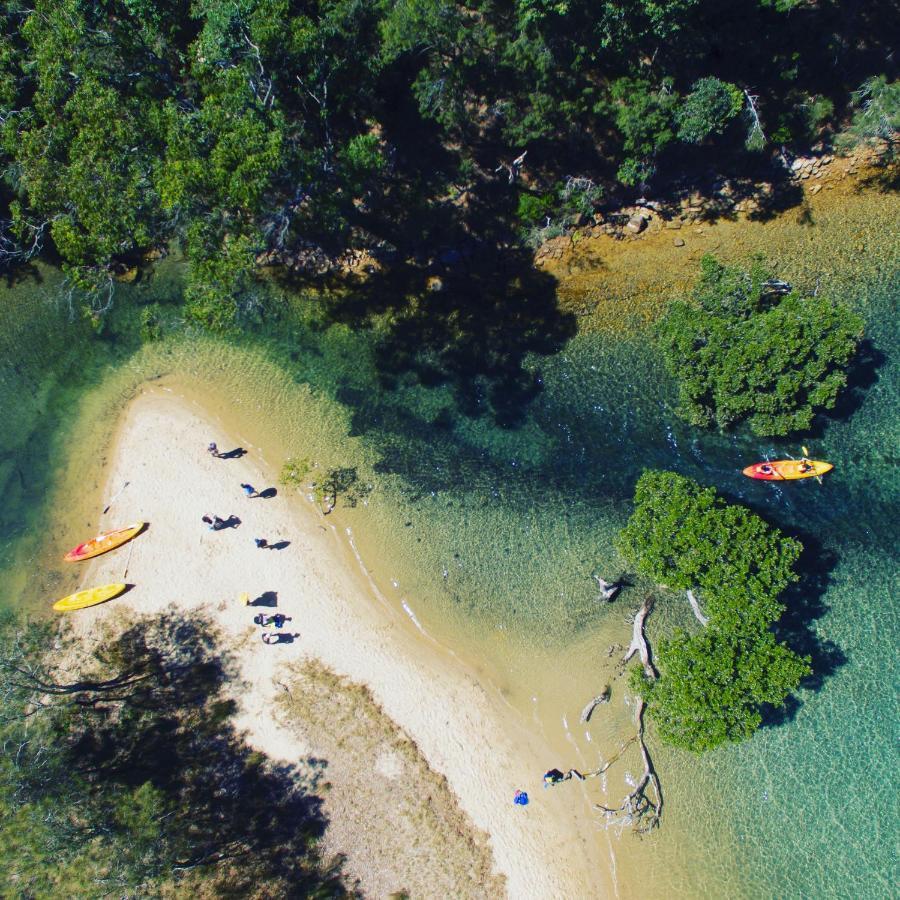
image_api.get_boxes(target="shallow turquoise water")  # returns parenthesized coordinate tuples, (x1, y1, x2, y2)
(0, 232, 896, 897)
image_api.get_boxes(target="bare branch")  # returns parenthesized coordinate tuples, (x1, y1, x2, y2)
(686, 589, 709, 627)
(622, 596, 656, 679)
(593, 699, 662, 834)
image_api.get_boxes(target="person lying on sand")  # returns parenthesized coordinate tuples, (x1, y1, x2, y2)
(543, 768, 585, 787)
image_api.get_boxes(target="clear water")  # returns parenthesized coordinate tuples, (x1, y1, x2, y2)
(0, 181, 896, 898)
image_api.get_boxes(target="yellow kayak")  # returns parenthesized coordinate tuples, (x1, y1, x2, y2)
(53, 583, 127, 612)
(743, 459, 833, 481)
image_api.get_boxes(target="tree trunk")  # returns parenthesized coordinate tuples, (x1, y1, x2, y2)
(686, 589, 709, 626)
(622, 596, 656, 679)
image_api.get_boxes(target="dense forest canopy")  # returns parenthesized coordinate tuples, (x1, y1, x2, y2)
(0, 0, 896, 324)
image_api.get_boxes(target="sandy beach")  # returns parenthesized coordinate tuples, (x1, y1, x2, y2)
(72, 387, 607, 898)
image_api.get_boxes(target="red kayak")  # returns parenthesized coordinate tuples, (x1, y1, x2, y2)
(63, 522, 145, 562)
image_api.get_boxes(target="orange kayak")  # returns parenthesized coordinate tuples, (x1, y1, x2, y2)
(53, 583, 126, 612)
(743, 460, 833, 481)
(63, 522, 145, 562)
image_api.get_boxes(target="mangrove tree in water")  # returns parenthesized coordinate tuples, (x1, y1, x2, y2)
(618, 470, 811, 753)
(657, 255, 865, 436)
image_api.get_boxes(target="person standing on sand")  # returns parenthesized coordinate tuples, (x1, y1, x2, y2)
(208, 442, 220, 458)
(241, 483, 258, 498)
(254, 537, 268, 549)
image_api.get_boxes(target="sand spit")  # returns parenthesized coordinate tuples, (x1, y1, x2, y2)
(73, 388, 606, 898)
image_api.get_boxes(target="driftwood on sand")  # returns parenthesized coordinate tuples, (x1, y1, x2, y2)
(594, 699, 662, 834)
(579, 686, 611, 723)
(589, 595, 661, 833)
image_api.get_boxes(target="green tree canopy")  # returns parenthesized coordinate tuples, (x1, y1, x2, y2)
(676, 77, 744, 144)
(619, 470, 810, 752)
(657, 255, 865, 436)
(837, 76, 900, 156)
(633, 626, 810, 751)
(618, 470, 801, 630)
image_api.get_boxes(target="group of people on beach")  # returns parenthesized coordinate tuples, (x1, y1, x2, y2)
(208, 440, 295, 645)
(205, 444, 283, 549)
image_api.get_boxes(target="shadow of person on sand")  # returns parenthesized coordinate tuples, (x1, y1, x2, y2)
(220, 447, 247, 459)
(250, 591, 278, 607)
(267, 540, 291, 550)
(257, 487, 277, 499)
(263, 632, 300, 645)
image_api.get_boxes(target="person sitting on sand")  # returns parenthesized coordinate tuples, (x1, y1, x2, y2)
(544, 768, 584, 787)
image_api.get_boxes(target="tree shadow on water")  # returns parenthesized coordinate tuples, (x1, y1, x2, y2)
(762, 534, 847, 730)
(324, 248, 576, 428)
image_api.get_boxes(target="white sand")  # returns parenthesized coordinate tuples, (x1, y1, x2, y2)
(76, 388, 605, 898)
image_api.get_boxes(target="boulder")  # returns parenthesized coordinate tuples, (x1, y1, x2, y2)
(625, 213, 648, 234)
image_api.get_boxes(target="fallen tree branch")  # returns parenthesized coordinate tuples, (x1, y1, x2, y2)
(591, 734, 638, 776)
(686, 589, 709, 627)
(622, 596, 656, 679)
(594, 574, 620, 602)
(593, 699, 662, 834)
(579, 686, 611, 723)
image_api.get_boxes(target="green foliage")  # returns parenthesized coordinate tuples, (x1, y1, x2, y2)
(280, 456, 313, 486)
(516, 190, 556, 227)
(0, 0, 892, 323)
(516, 176, 601, 243)
(837, 76, 900, 155)
(803, 94, 835, 138)
(139, 304, 164, 341)
(658, 255, 864, 436)
(182, 228, 266, 330)
(676, 77, 743, 144)
(618, 470, 801, 630)
(0, 614, 348, 896)
(633, 626, 810, 751)
(606, 77, 678, 185)
(620, 470, 811, 752)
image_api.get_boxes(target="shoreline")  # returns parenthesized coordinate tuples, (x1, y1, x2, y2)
(72, 387, 609, 897)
